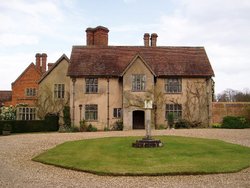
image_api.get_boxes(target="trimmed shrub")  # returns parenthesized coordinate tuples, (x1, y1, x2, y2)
(222, 116, 250, 129)
(0, 113, 59, 134)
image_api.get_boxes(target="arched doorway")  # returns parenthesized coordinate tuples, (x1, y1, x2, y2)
(133, 110, 145, 129)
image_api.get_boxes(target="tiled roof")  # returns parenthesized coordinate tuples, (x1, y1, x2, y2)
(0, 91, 12, 103)
(68, 46, 214, 77)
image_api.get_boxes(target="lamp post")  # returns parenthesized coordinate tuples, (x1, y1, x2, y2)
(79, 104, 82, 122)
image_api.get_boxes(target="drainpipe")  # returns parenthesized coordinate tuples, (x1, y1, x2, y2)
(206, 78, 211, 127)
(72, 78, 76, 126)
(107, 77, 110, 129)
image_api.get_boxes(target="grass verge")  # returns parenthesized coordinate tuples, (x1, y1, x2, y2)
(33, 136, 250, 176)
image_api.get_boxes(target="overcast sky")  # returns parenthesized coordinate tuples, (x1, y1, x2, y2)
(0, 0, 249, 94)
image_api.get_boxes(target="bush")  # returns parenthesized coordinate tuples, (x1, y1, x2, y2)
(63, 106, 71, 128)
(167, 113, 174, 128)
(112, 120, 123, 131)
(79, 119, 87, 132)
(222, 116, 250, 129)
(174, 119, 203, 129)
(70, 126, 80, 132)
(175, 119, 191, 129)
(211, 123, 222, 128)
(86, 124, 97, 132)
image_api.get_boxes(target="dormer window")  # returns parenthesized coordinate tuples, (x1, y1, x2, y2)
(132, 74, 145, 92)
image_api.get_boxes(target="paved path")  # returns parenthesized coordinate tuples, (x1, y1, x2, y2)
(0, 129, 250, 188)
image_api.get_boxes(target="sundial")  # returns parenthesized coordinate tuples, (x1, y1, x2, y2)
(132, 100, 163, 148)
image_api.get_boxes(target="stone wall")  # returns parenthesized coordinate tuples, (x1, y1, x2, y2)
(212, 102, 250, 123)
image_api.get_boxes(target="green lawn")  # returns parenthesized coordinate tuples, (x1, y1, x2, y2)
(33, 136, 250, 176)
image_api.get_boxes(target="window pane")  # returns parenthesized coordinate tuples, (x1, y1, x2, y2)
(165, 104, 182, 120)
(165, 78, 182, 93)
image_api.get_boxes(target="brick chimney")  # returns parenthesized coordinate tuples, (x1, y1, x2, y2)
(35, 53, 41, 71)
(41, 53, 47, 74)
(144, 33, 150, 47)
(86, 26, 109, 46)
(86, 27, 94, 45)
(35, 53, 47, 73)
(150, 33, 158, 47)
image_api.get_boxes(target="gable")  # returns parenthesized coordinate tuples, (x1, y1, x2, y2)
(39, 54, 69, 84)
(12, 63, 42, 86)
(121, 54, 156, 77)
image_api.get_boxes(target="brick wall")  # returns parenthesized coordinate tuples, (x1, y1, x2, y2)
(212, 102, 250, 123)
(11, 64, 42, 106)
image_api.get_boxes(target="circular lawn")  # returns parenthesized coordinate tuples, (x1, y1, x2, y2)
(33, 136, 250, 176)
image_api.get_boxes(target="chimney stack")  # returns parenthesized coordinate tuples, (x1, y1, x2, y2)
(143, 33, 150, 47)
(150, 33, 158, 47)
(35, 53, 47, 74)
(41, 53, 47, 74)
(86, 26, 109, 46)
(86, 27, 94, 46)
(35, 53, 41, 71)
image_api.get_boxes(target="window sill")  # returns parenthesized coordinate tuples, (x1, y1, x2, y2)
(165, 92, 182, 94)
(85, 120, 98, 122)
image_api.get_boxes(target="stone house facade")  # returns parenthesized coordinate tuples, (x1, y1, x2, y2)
(38, 54, 70, 123)
(68, 26, 214, 130)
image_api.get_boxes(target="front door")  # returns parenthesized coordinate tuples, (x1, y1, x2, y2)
(133, 110, 145, 129)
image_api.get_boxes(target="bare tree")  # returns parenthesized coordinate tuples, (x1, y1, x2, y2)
(36, 84, 69, 120)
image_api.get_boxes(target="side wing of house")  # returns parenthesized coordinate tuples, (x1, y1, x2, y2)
(38, 55, 70, 122)
(11, 63, 42, 120)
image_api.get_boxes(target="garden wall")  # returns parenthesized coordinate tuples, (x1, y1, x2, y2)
(212, 102, 250, 123)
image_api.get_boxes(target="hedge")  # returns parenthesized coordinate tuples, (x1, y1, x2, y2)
(0, 114, 59, 134)
(221, 116, 250, 129)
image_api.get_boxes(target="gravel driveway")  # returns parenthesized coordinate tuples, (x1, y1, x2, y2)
(0, 129, 250, 188)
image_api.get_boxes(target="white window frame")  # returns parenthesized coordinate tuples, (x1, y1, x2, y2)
(54, 84, 65, 99)
(132, 74, 146, 91)
(17, 107, 37, 120)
